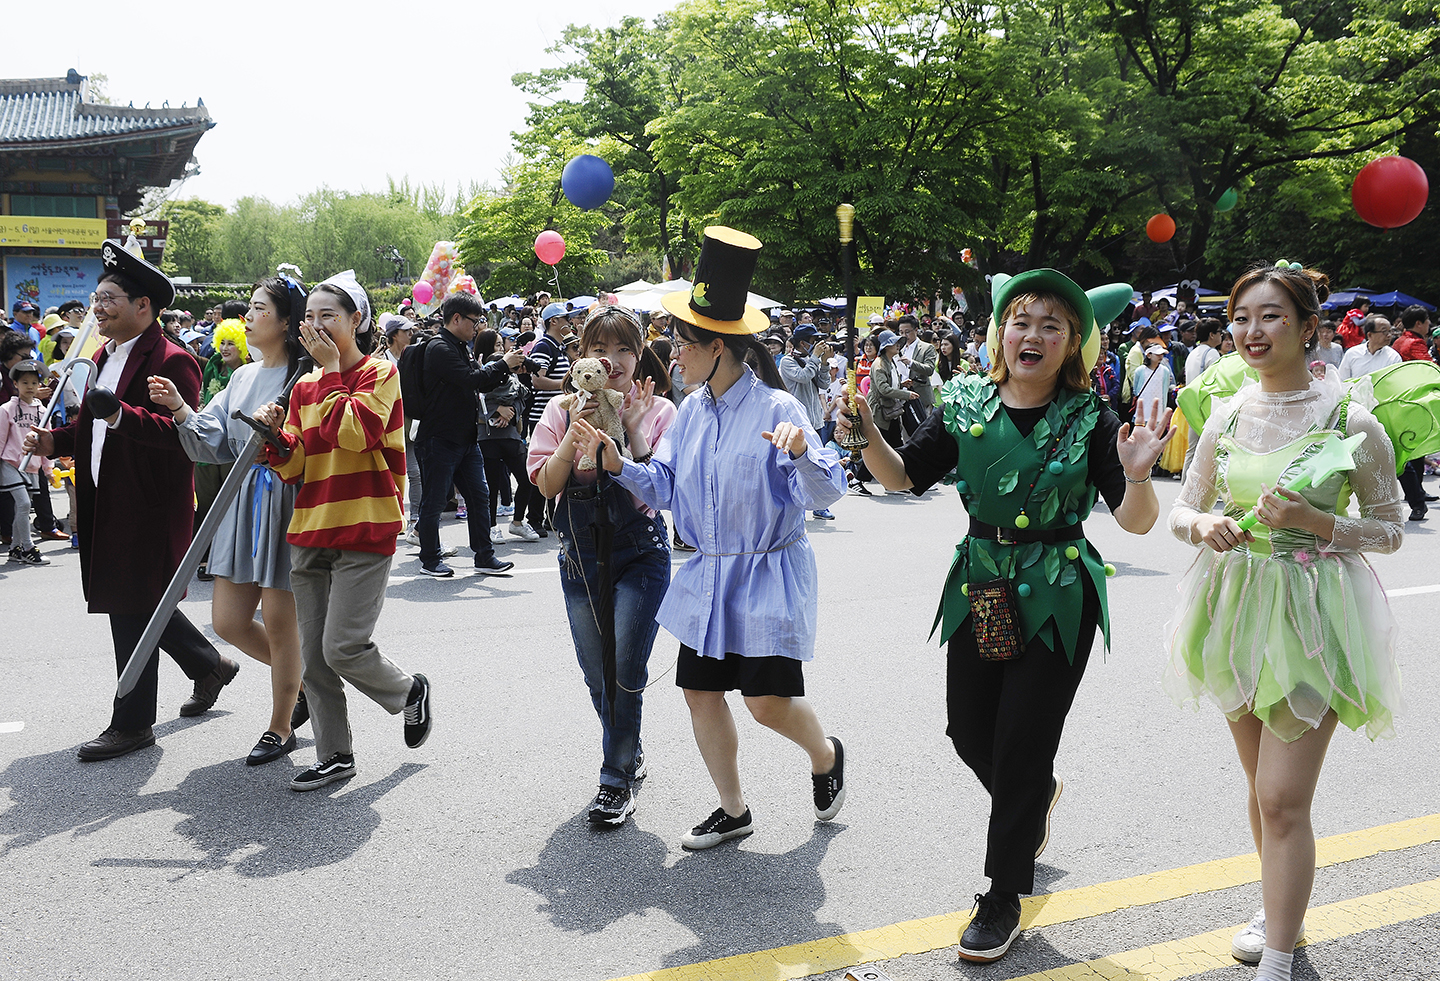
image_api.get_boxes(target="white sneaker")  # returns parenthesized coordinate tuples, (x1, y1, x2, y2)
(490, 526, 505, 544)
(509, 522, 540, 542)
(1231, 909, 1306, 963)
(439, 543, 458, 558)
(404, 529, 421, 547)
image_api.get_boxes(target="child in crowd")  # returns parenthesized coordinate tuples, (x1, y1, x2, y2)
(1, 359, 52, 565)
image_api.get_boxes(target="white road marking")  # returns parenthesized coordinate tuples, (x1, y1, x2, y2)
(1385, 584, 1440, 598)
(0, 721, 24, 734)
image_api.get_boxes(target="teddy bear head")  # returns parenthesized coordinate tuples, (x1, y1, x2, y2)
(569, 357, 612, 393)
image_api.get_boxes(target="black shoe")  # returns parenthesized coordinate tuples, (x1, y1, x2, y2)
(246, 730, 297, 766)
(587, 785, 636, 826)
(196, 567, 215, 582)
(633, 750, 648, 782)
(1409, 509, 1428, 522)
(291, 691, 309, 730)
(77, 726, 156, 761)
(1426, 494, 1438, 502)
(681, 806, 754, 850)
(403, 673, 432, 748)
(179, 656, 240, 717)
(854, 481, 873, 497)
(420, 561, 455, 578)
(7, 545, 48, 566)
(813, 736, 846, 821)
(290, 753, 356, 791)
(1036, 775, 1062, 859)
(958, 892, 1023, 963)
(474, 558, 515, 575)
(672, 531, 697, 552)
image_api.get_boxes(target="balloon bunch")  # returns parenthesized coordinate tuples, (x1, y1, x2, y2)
(413, 241, 462, 313)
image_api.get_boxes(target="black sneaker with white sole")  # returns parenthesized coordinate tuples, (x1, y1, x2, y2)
(958, 892, 1023, 963)
(587, 785, 636, 826)
(632, 750, 648, 782)
(680, 806, 754, 849)
(812, 736, 845, 820)
(474, 558, 515, 575)
(290, 753, 356, 791)
(403, 674, 432, 748)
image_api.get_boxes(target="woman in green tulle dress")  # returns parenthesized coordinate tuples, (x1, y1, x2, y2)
(1166, 262, 1405, 981)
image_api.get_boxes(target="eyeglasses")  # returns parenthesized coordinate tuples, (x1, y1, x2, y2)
(93, 290, 133, 308)
(675, 340, 705, 353)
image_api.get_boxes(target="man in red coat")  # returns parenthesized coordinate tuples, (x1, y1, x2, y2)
(25, 241, 238, 760)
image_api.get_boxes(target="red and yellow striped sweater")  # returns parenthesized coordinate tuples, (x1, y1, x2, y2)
(265, 357, 406, 555)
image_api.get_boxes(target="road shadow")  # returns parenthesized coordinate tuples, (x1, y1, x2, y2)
(507, 813, 860, 969)
(1107, 560, 1170, 578)
(0, 719, 422, 877)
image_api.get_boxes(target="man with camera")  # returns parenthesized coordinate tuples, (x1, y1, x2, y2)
(415, 293, 525, 577)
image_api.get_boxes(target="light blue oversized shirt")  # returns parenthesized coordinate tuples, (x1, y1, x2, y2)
(615, 366, 847, 661)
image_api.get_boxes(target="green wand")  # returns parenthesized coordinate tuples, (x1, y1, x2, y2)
(1237, 431, 1368, 532)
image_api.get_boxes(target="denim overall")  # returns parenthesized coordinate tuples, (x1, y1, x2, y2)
(554, 474, 671, 789)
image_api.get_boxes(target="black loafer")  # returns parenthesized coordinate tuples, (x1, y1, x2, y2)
(247, 730, 297, 766)
(291, 691, 310, 730)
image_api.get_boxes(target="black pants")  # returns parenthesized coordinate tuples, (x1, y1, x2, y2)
(481, 439, 532, 527)
(946, 581, 1098, 894)
(1399, 459, 1427, 515)
(109, 610, 221, 731)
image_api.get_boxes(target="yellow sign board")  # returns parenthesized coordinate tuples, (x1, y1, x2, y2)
(0, 216, 107, 249)
(855, 296, 887, 324)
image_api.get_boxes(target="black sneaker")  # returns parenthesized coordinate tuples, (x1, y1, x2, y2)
(632, 750, 648, 782)
(474, 558, 515, 575)
(853, 481, 873, 497)
(291, 690, 310, 730)
(8, 545, 49, 566)
(420, 561, 455, 578)
(403, 674, 432, 748)
(813, 736, 846, 820)
(672, 530, 697, 552)
(290, 753, 356, 791)
(587, 785, 635, 826)
(1036, 775, 1062, 859)
(1409, 509, 1428, 522)
(958, 892, 1023, 963)
(681, 806, 754, 850)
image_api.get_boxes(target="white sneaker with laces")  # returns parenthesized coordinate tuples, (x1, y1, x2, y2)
(490, 526, 505, 544)
(509, 522, 540, 542)
(1231, 909, 1306, 963)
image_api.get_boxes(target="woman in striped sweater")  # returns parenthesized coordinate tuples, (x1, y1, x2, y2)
(253, 271, 433, 791)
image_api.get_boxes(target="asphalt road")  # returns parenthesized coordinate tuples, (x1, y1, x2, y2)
(2, 472, 1437, 981)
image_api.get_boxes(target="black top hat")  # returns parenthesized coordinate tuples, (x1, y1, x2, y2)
(662, 226, 769, 335)
(100, 239, 175, 309)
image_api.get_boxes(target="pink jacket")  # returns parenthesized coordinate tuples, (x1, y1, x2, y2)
(0, 396, 49, 474)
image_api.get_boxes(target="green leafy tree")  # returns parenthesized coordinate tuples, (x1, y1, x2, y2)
(158, 198, 228, 282)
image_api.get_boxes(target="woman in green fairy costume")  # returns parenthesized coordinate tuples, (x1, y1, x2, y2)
(1166, 262, 1405, 981)
(839, 269, 1173, 964)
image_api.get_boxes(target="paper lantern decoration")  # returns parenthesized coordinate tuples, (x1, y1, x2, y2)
(535, 230, 566, 266)
(1216, 188, 1238, 213)
(561, 154, 615, 210)
(412, 280, 434, 305)
(1352, 156, 1429, 230)
(1146, 214, 1177, 243)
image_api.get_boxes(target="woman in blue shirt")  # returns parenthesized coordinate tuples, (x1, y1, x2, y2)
(580, 227, 849, 849)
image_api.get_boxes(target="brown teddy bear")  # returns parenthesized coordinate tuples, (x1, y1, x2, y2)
(556, 357, 627, 471)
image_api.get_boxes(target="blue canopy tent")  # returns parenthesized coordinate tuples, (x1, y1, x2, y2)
(1323, 290, 1434, 312)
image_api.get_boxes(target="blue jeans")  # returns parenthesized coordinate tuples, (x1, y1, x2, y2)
(554, 482, 670, 789)
(418, 436, 495, 567)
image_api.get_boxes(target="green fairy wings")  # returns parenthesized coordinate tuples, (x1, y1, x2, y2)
(1176, 352, 1440, 472)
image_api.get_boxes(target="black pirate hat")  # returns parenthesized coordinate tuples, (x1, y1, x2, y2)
(662, 226, 769, 335)
(100, 239, 176, 309)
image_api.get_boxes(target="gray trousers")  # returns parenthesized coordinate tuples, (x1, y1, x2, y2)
(1, 461, 33, 549)
(291, 545, 412, 759)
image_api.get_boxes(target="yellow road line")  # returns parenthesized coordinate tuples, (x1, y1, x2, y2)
(1009, 876, 1440, 981)
(606, 813, 1440, 981)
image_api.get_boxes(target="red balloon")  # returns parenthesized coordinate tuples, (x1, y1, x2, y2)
(1146, 213, 1176, 243)
(1352, 156, 1429, 230)
(534, 230, 566, 266)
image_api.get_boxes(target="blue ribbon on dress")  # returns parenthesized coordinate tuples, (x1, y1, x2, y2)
(250, 464, 274, 558)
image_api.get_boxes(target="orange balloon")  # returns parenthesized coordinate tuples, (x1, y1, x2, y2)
(1146, 214, 1176, 243)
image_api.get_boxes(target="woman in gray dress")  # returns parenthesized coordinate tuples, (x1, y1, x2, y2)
(148, 276, 307, 764)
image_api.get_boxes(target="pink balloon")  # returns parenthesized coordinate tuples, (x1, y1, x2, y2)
(413, 281, 434, 305)
(535, 230, 566, 266)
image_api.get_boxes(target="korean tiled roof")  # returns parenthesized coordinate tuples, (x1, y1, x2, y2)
(0, 75, 212, 145)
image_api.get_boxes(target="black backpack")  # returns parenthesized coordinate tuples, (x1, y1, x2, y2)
(397, 335, 435, 418)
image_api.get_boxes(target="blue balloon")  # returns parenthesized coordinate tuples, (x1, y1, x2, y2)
(561, 154, 615, 210)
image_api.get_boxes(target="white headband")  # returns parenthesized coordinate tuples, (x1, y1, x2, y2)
(320, 269, 372, 334)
